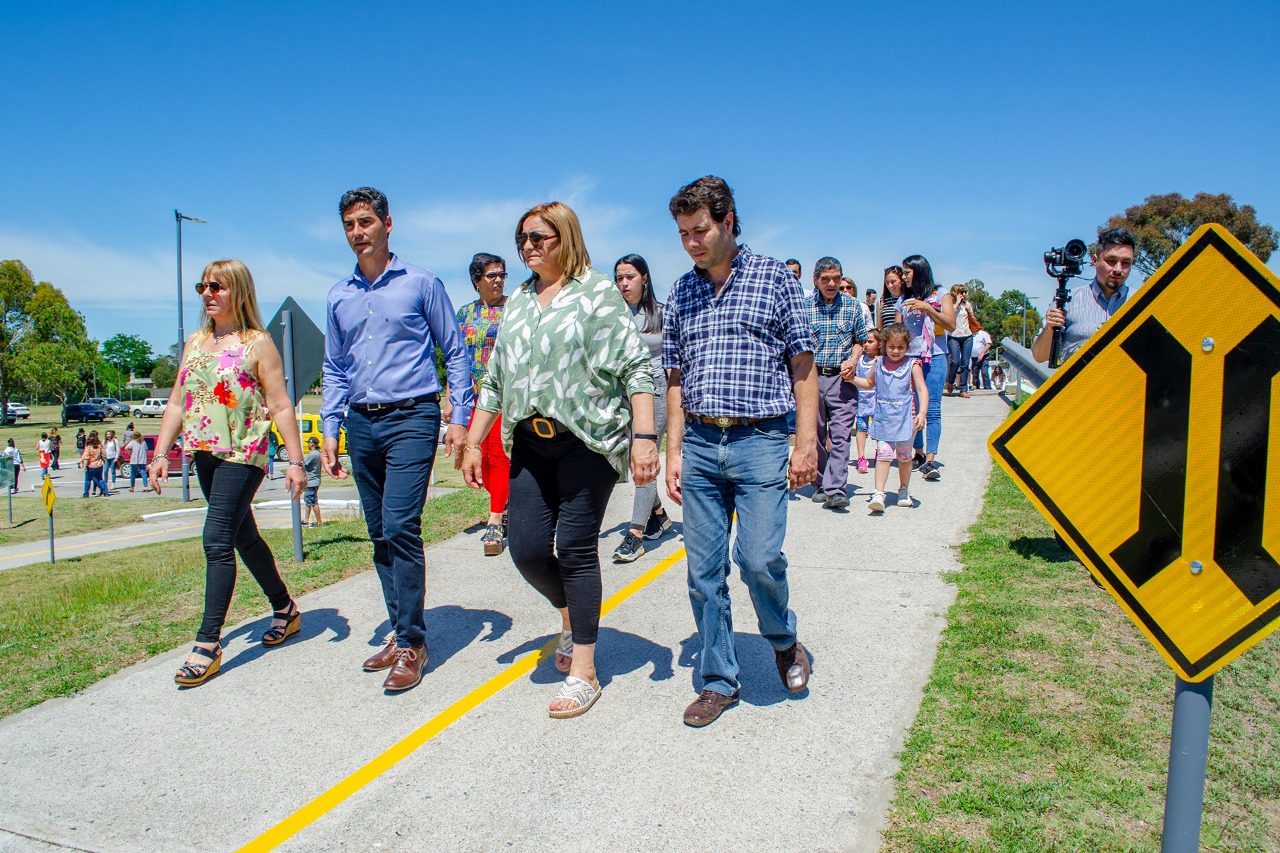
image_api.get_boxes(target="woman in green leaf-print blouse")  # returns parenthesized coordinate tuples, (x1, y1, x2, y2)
(460, 201, 658, 720)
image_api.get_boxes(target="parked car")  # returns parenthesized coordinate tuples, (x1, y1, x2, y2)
(132, 398, 167, 418)
(88, 397, 130, 417)
(119, 435, 184, 467)
(269, 412, 347, 461)
(2, 403, 30, 424)
(62, 401, 108, 424)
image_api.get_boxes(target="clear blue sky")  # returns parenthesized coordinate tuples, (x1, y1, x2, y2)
(2, 1, 1277, 356)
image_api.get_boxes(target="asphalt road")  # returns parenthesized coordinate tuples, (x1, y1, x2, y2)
(0, 393, 1007, 852)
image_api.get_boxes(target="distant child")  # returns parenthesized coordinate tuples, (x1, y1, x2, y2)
(850, 323, 928, 513)
(37, 432, 52, 481)
(853, 329, 883, 474)
(302, 437, 323, 527)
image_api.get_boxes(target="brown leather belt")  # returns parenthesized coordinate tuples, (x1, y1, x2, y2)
(685, 413, 771, 428)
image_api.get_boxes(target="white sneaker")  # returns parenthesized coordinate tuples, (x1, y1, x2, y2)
(897, 488, 912, 507)
(868, 492, 886, 513)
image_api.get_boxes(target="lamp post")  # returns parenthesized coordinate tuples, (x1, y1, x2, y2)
(175, 210, 206, 502)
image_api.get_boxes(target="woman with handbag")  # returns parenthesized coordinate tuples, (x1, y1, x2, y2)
(945, 284, 979, 398)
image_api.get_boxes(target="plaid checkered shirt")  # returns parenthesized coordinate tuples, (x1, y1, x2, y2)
(663, 245, 814, 419)
(808, 290, 867, 368)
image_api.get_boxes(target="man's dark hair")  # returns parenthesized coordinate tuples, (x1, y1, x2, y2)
(785, 258, 801, 267)
(339, 187, 389, 220)
(865, 288, 877, 297)
(469, 252, 506, 283)
(813, 256, 842, 277)
(1095, 226, 1136, 253)
(669, 175, 741, 237)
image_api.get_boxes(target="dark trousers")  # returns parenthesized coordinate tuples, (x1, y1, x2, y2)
(507, 425, 616, 646)
(193, 451, 289, 643)
(344, 401, 440, 648)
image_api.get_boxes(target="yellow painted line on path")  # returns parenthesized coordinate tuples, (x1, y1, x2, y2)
(238, 546, 688, 853)
(0, 524, 205, 562)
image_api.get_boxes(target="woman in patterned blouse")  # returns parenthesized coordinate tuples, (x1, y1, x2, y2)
(149, 259, 307, 688)
(459, 202, 659, 719)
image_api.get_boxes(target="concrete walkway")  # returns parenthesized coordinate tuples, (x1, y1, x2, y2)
(0, 394, 1007, 853)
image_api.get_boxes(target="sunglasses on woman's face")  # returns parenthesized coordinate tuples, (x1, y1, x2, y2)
(515, 231, 557, 249)
(194, 281, 227, 295)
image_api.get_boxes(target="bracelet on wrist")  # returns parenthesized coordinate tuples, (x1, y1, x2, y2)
(464, 445, 483, 454)
(633, 433, 659, 441)
(288, 460, 305, 467)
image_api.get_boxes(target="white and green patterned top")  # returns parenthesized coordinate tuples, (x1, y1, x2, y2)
(477, 267, 654, 480)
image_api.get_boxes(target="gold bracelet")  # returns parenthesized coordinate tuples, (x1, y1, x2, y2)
(464, 444, 483, 453)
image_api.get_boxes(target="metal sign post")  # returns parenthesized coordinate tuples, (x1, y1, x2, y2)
(41, 476, 56, 564)
(1160, 676, 1214, 851)
(283, 310, 305, 563)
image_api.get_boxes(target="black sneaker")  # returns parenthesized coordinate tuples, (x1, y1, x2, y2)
(643, 511, 672, 540)
(810, 490, 828, 503)
(911, 454, 926, 471)
(612, 532, 645, 563)
(922, 461, 941, 481)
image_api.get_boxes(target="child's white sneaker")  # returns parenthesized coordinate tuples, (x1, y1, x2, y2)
(897, 487, 913, 507)
(868, 492, 886, 513)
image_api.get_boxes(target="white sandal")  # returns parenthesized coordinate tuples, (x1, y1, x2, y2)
(554, 631, 573, 674)
(548, 675, 601, 719)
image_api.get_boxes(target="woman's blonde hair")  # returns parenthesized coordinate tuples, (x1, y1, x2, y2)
(198, 259, 265, 341)
(515, 201, 591, 281)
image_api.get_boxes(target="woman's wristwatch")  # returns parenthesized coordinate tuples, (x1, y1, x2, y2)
(633, 433, 658, 441)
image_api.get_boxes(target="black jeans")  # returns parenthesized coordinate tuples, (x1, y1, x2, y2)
(344, 401, 440, 648)
(193, 451, 290, 643)
(507, 424, 617, 646)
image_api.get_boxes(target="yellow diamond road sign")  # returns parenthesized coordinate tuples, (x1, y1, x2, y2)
(41, 476, 55, 515)
(989, 223, 1280, 682)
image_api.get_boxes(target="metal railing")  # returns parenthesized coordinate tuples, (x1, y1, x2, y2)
(997, 337, 1053, 403)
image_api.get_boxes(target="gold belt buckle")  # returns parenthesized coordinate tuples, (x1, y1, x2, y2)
(531, 417, 556, 438)
(713, 416, 734, 428)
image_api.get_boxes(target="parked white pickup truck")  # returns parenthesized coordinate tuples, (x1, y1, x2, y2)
(132, 398, 168, 417)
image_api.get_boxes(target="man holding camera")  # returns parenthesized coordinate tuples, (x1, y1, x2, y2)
(1032, 227, 1137, 364)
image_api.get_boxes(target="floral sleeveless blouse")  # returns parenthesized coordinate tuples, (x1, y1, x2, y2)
(179, 334, 271, 469)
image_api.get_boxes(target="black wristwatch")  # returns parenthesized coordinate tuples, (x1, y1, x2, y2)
(633, 433, 659, 441)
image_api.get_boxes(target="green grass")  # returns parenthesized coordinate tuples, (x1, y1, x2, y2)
(882, 469, 1280, 851)
(0, 487, 487, 718)
(0, 494, 204, 545)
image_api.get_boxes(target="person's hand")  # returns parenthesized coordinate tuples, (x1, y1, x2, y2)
(148, 457, 168, 494)
(839, 359, 856, 380)
(904, 298, 929, 314)
(284, 465, 306, 501)
(788, 443, 818, 490)
(913, 411, 926, 432)
(321, 437, 347, 479)
(630, 438, 659, 485)
(442, 424, 468, 460)
(665, 453, 682, 505)
(1043, 307, 1065, 329)
(460, 445, 484, 488)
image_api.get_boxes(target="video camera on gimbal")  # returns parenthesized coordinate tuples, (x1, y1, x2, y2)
(1043, 239, 1088, 367)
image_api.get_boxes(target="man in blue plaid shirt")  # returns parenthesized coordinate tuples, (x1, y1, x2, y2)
(662, 175, 818, 728)
(809, 256, 867, 509)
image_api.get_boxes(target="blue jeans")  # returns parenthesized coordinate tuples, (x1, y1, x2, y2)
(129, 463, 149, 489)
(912, 355, 945, 457)
(946, 335, 975, 391)
(345, 401, 440, 648)
(681, 417, 799, 697)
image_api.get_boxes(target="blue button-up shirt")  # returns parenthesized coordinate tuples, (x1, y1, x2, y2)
(663, 244, 814, 419)
(321, 254, 474, 438)
(1040, 277, 1131, 360)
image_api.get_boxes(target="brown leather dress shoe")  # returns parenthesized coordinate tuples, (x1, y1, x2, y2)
(683, 689, 740, 727)
(382, 644, 427, 692)
(775, 642, 811, 693)
(362, 636, 398, 672)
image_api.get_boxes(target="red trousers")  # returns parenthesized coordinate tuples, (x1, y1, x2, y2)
(473, 412, 510, 514)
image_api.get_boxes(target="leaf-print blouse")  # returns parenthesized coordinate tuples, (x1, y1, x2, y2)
(179, 333, 272, 470)
(477, 267, 655, 480)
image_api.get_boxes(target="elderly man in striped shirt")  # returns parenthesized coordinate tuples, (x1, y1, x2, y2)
(809, 256, 867, 509)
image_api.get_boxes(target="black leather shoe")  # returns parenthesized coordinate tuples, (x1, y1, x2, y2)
(683, 689, 740, 727)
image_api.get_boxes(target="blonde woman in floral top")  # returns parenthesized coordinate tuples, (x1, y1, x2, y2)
(150, 259, 307, 688)
(460, 202, 658, 719)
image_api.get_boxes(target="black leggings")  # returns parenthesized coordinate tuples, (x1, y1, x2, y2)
(507, 425, 617, 646)
(193, 452, 291, 643)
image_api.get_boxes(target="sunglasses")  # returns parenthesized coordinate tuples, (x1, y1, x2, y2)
(483, 271, 508, 281)
(194, 281, 227, 295)
(516, 231, 557, 249)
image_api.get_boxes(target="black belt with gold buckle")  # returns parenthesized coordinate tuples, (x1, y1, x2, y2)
(520, 415, 565, 438)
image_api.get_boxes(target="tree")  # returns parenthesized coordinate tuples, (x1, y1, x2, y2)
(1104, 192, 1278, 278)
(101, 333, 154, 388)
(991, 289, 1041, 346)
(150, 342, 181, 390)
(10, 282, 97, 406)
(962, 278, 1006, 335)
(0, 260, 39, 408)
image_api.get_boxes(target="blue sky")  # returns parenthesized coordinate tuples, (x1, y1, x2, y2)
(2, 1, 1277, 356)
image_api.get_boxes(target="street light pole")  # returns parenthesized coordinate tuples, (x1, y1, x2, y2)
(175, 210, 206, 502)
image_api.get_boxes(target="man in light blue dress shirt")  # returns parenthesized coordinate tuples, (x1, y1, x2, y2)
(321, 187, 474, 694)
(1032, 227, 1137, 364)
